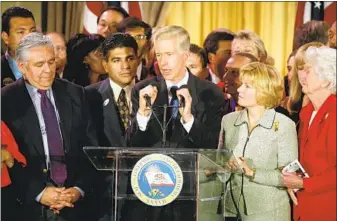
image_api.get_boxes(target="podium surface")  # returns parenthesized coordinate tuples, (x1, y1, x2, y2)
(84, 147, 235, 221)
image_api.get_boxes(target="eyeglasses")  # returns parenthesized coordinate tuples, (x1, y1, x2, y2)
(132, 35, 147, 40)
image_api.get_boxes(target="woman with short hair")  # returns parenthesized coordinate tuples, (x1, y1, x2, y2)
(218, 62, 298, 221)
(282, 45, 336, 221)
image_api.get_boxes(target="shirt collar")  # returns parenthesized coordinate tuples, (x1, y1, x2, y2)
(109, 78, 135, 101)
(234, 108, 276, 129)
(136, 63, 142, 81)
(207, 67, 221, 84)
(5, 51, 23, 80)
(25, 81, 52, 98)
(165, 69, 189, 92)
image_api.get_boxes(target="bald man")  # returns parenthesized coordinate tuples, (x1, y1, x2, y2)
(46, 32, 67, 78)
(223, 52, 290, 118)
(223, 53, 258, 107)
(328, 21, 336, 49)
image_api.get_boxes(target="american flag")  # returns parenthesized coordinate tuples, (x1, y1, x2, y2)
(83, 1, 142, 35)
(295, 1, 336, 28)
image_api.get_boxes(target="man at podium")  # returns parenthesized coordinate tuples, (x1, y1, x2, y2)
(122, 25, 226, 221)
(128, 25, 226, 150)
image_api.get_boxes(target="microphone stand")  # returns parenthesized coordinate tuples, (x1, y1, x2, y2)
(145, 95, 184, 148)
(161, 104, 168, 148)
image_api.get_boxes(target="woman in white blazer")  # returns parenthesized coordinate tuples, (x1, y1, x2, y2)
(218, 62, 298, 221)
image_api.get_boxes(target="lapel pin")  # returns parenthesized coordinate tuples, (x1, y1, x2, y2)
(273, 121, 279, 132)
(103, 98, 110, 106)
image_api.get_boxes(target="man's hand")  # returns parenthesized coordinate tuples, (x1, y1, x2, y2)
(49, 187, 81, 214)
(139, 85, 158, 116)
(40, 187, 72, 207)
(176, 88, 193, 123)
(1, 149, 14, 168)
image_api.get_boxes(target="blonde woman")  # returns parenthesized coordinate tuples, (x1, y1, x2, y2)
(218, 62, 298, 221)
(287, 42, 325, 126)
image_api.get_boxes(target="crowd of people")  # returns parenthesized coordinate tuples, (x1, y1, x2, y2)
(1, 5, 336, 221)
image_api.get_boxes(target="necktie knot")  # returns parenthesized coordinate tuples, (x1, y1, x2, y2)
(37, 89, 47, 97)
(170, 86, 178, 100)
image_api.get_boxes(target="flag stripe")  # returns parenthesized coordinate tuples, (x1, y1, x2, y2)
(86, 2, 104, 15)
(324, 2, 336, 25)
(83, 3, 100, 34)
(128, 2, 142, 20)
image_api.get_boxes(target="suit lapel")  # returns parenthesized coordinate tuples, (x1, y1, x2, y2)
(99, 79, 125, 146)
(153, 75, 169, 109)
(17, 79, 45, 157)
(52, 80, 72, 153)
(186, 73, 201, 115)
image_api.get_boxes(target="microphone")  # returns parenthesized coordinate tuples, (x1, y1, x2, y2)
(177, 85, 190, 108)
(143, 94, 151, 108)
(142, 82, 159, 108)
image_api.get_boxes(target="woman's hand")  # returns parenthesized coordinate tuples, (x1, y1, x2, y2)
(281, 171, 304, 189)
(239, 157, 254, 177)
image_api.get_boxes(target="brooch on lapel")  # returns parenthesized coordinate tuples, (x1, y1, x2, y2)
(273, 121, 279, 132)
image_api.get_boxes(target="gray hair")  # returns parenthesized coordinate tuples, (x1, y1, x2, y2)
(16, 32, 54, 62)
(154, 25, 190, 52)
(305, 46, 336, 94)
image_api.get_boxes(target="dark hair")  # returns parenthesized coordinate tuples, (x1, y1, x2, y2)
(294, 20, 330, 50)
(189, 44, 207, 68)
(96, 6, 129, 24)
(101, 32, 138, 60)
(63, 33, 105, 87)
(203, 29, 235, 64)
(116, 16, 152, 40)
(2, 6, 35, 34)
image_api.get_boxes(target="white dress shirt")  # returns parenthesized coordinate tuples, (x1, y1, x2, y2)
(136, 69, 194, 132)
(136, 63, 142, 81)
(208, 67, 221, 84)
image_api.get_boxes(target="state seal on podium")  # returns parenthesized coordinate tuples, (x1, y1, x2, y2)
(131, 153, 183, 207)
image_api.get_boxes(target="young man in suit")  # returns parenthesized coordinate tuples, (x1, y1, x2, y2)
(203, 29, 235, 84)
(125, 25, 226, 221)
(85, 32, 139, 221)
(1, 6, 36, 87)
(1, 32, 98, 221)
(117, 16, 153, 82)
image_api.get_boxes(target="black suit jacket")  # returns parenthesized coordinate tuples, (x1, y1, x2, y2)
(85, 78, 127, 147)
(1, 54, 16, 88)
(128, 73, 226, 149)
(1, 78, 98, 221)
(136, 64, 154, 83)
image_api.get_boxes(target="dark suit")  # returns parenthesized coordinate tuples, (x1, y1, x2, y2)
(136, 65, 154, 83)
(85, 78, 130, 221)
(1, 54, 16, 88)
(123, 73, 226, 221)
(1, 78, 98, 221)
(129, 73, 226, 149)
(85, 78, 127, 147)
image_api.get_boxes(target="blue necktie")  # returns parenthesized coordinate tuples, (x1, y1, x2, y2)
(170, 86, 179, 119)
(38, 89, 67, 186)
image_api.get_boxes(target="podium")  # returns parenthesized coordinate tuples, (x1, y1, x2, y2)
(84, 147, 235, 221)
